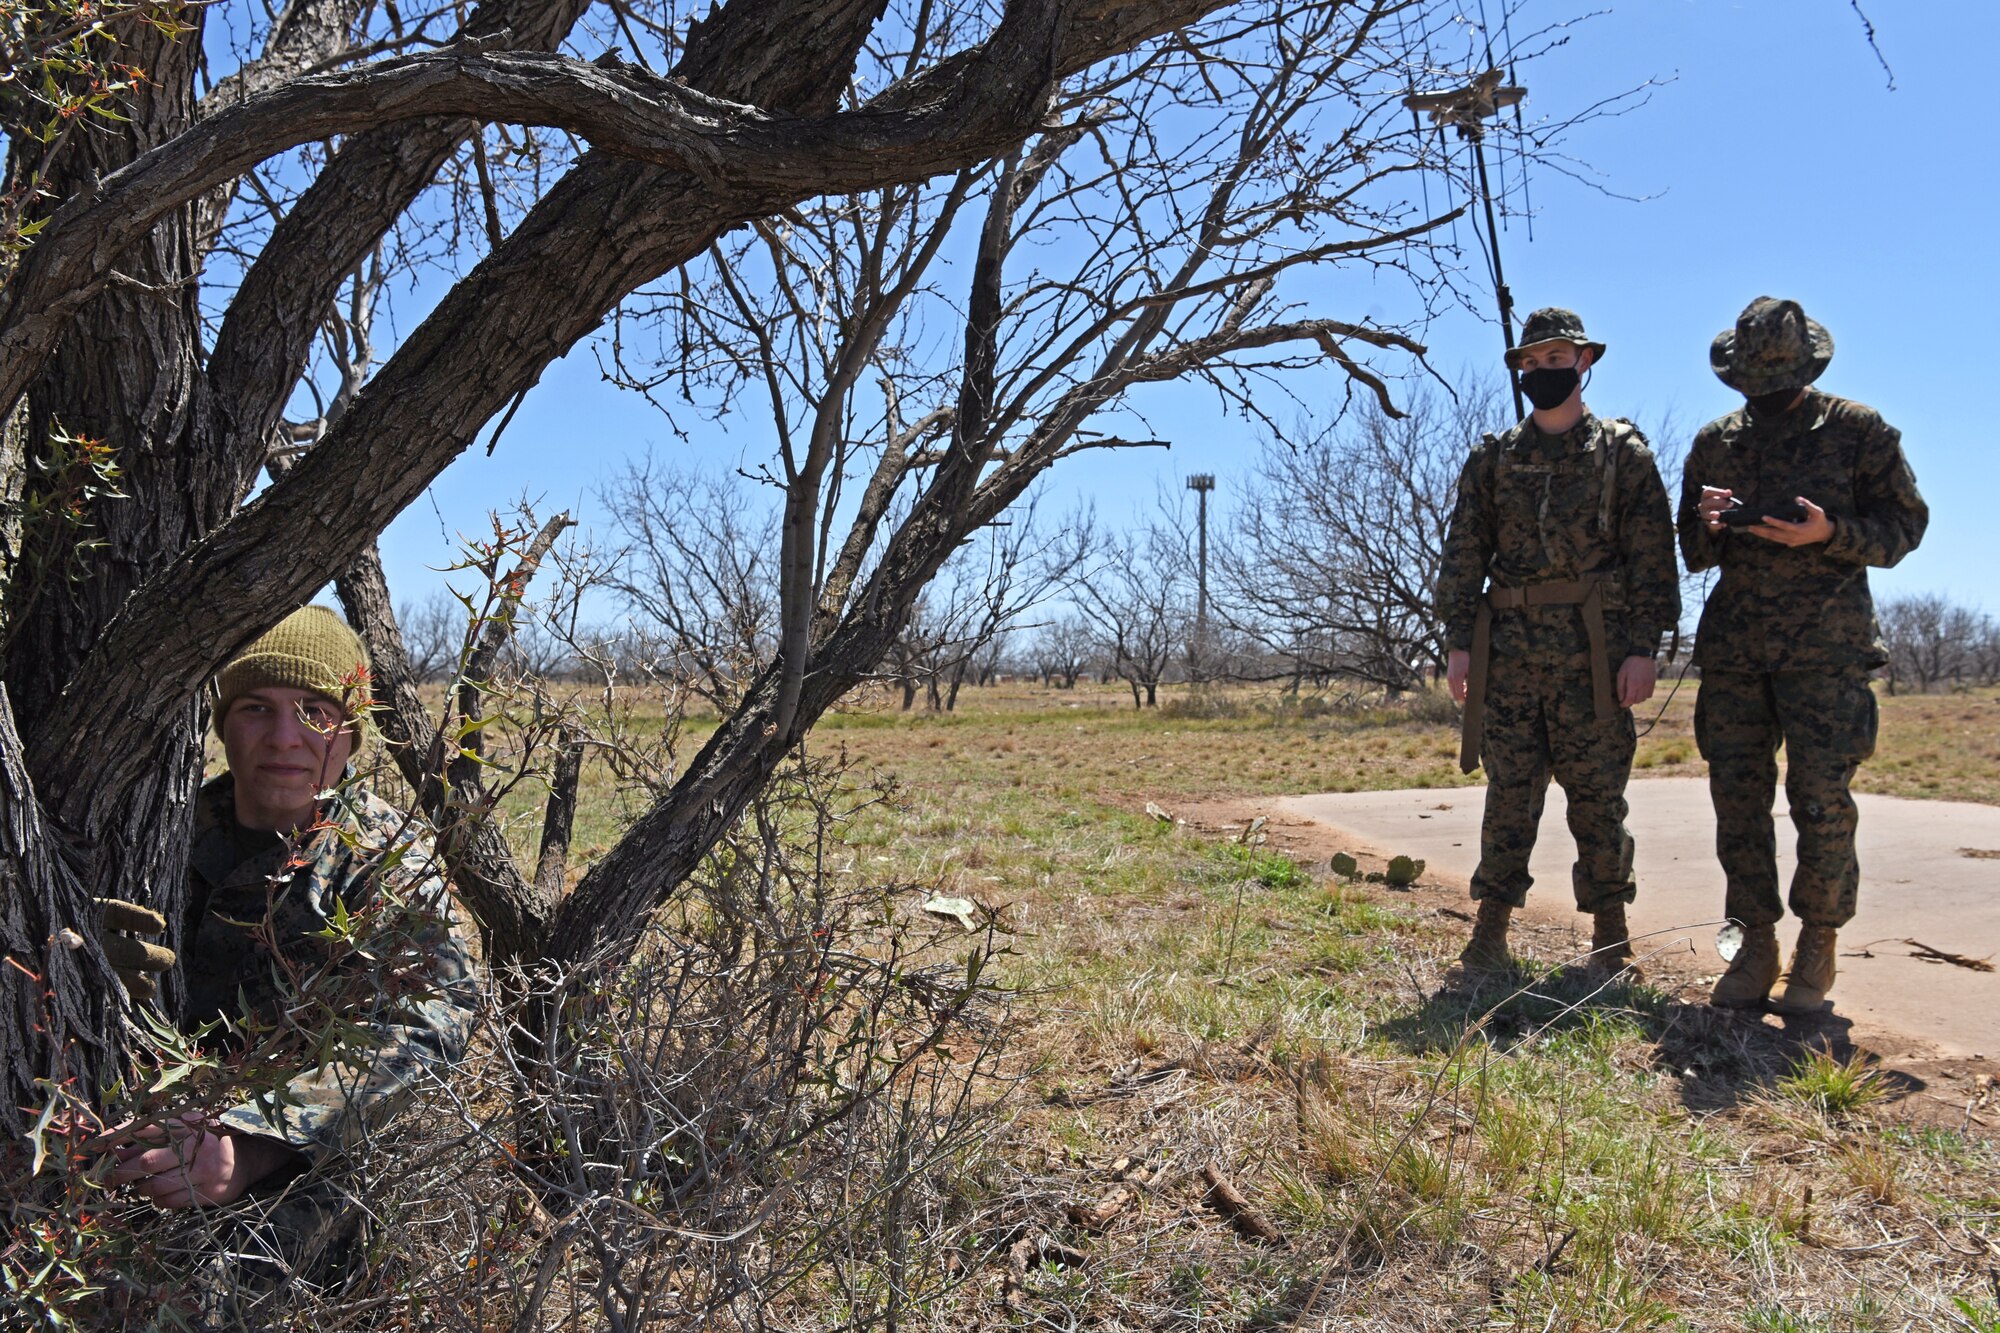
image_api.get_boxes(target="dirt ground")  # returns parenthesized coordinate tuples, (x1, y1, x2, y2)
(1177, 793, 1999, 1136)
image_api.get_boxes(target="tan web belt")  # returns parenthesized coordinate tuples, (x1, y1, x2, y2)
(1458, 575, 1617, 775)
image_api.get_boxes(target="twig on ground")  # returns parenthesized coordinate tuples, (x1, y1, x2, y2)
(1199, 1163, 1285, 1245)
(1903, 940, 1995, 972)
(1002, 1234, 1089, 1309)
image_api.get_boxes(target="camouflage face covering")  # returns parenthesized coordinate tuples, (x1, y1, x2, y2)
(1710, 296, 1833, 396)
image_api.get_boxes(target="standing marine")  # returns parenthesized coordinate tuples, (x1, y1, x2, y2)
(1682, 296, 1927, 1014)
(1437, 307, 1681, 979)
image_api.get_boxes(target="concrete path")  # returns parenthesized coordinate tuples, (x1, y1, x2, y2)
(1278, 779, 2000, 1058)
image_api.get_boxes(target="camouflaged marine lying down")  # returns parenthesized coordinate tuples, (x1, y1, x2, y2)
(96, 605, 478, 1301)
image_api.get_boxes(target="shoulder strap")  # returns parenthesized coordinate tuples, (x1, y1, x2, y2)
(1596, 418, 1640, 532)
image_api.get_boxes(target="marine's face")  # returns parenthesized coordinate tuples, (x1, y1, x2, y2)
(1513, 342, 1590, 373)
(221, 686, 355, 831)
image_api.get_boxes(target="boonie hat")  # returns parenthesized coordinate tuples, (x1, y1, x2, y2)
(1505, 307, 1606, 369)
(1710, 296, 1833, 396)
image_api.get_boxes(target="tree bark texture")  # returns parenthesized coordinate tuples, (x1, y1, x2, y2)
(0, 688, 126, 1136)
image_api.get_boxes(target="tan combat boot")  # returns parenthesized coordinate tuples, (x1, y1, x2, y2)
(1585, 902, 1642, 982)
(1709, 922, 1780, 1009)
(1770, 924, 1838, 1015)
(1452, 897, 1513, 978)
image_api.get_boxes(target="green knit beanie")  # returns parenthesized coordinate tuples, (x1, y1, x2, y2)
(213, 605, 373, 743)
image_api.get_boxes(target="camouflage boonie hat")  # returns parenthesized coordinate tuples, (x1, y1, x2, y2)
(1711, 296, 1833, 396)
(1505, 307, 1606, 369)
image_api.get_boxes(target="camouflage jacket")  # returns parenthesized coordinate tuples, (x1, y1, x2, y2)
(184, 774, 478, 1166)
(1678, 390, 1926, 672)
(1436, 411, 1681, 662)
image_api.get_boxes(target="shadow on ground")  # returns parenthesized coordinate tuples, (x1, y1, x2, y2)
(1377, 966, 1927, 1113)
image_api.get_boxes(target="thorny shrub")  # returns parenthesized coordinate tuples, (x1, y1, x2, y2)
(4, 748, 1014, 1329)
(313, 753, 1015, 1330)
(0, 793, 469, 1328)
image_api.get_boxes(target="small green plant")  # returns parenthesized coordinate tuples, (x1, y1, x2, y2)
(1222, 843, 1310, 891)
(1776, 1046, 1887, 1116)
(1951, 1293, 2000, 1333)
(1, 423, 126, 647)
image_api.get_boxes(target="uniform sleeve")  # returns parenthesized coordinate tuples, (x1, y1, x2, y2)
(1820, 412, 1927, 569)
(1435, 446, 1495, 651)
(1617, 434, 1680, 658)
(217, 831, 479, 1165)
(1677, 427, 1728, 574)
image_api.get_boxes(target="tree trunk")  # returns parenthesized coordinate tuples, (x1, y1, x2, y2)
(3, 15, 212, 1044)
(0, 689, 128, 1138)
(333, 545, 555, 961)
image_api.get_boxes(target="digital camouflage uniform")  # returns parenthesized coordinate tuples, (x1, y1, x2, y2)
(1679, 389, 1927, 930)
(1437, 411, 1681, 912)
(168, 770, 478, 1324)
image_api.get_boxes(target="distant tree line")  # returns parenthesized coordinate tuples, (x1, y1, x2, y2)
(409, 380, 1991, 711)
(1877, 594, 2000, 695)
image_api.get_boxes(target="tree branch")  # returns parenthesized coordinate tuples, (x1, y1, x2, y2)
(332, 544, 553, 961)
(32, 0, 1245, 808)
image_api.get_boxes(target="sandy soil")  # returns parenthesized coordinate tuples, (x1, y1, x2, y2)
(1174, 790, 1998, 1134)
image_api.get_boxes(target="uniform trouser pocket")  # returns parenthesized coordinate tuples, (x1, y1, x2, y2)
(1696, 668, 1875, 928)
(1475, 655, 1635, 911)
(1775, 669, 1875, 926)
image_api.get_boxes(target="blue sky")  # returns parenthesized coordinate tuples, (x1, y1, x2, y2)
(377, 0, 1996, 617)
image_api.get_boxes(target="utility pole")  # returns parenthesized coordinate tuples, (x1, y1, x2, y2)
(1404, 68, 1529, 419)
(1187, 473, 1215, 678)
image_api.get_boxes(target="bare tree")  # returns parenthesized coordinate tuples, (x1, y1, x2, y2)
(1030, 614, 1098, 688)
(397, 590, 464, 684)
(600, 463, 779, 709)
(1074, 507, 1198, 708)
(875, 498, 1086, 710)
(1975, 616, 2000, 688)
(1222, 378, 1498, 692)
(1879, 593, 1996, 695)
(939, 497, 1092, 710)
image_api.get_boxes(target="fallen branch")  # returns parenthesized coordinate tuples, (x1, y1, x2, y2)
(1200, 1163, 1285, 1245)
(1905, 940, 1995, 973)
(1002, 1233, 1089, 1309)
(1066, 1183, 1134, 1232)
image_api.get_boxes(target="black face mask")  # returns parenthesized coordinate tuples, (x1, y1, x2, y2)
(1744, 387, 1801, 417)
(1519, 366, 1580, 412)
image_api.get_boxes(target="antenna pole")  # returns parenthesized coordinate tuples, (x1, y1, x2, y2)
(1403, 69, 1531, 419)
(1472, 130, 1525, 419)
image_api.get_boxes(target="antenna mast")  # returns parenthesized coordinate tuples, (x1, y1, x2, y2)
(1403, 68, 1530, 418)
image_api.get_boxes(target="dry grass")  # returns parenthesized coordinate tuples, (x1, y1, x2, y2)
(371, 676, 2000, 1328)
(1861, 687, 2000, 806)
(781, 679, 1999, 1329)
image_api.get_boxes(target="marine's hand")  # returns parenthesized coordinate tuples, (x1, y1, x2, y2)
(1697, 486, 1735, 532)
(104, 1111, 303, 1208)
(1749, 496, 1834, 547)
(93, 898, 175, 1002)
(1617, 655, 1658, 709)
(1446, 649, 1471, 704)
